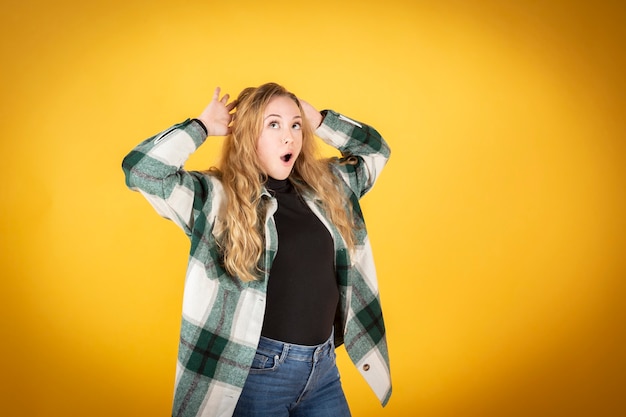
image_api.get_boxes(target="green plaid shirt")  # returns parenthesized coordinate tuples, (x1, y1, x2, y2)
(122, 110, 391, 417)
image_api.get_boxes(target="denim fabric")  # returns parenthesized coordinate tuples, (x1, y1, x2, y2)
(232, 333, 351, 417)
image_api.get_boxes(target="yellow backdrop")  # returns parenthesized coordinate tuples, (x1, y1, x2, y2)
(1, 0, 624, 416)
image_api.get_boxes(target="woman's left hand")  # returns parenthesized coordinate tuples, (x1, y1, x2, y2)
(299, 99, 323, 131)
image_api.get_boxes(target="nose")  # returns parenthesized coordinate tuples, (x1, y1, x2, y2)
(283, 133, 293, 144)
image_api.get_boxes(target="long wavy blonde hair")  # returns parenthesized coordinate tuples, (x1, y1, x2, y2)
(208, 82, 356, 282)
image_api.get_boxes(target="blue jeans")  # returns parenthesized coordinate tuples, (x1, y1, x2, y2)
(232, 333, 351, 417)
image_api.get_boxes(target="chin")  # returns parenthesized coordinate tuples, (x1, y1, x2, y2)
(271, 169, 293, 180)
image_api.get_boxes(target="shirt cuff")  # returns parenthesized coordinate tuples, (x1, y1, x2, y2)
(191, 118, 208, 136)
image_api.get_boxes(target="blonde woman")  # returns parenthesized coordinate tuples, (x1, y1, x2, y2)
(122, 83, 391, 417)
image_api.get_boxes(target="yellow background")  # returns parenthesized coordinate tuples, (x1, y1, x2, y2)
(1, 0, 624, 416)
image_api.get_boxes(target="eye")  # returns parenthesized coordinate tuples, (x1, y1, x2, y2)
(268, 121, 280, 129)
(292, 122, 301, 130)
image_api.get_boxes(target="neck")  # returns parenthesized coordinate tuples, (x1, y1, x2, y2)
(266, 176, 290, 192)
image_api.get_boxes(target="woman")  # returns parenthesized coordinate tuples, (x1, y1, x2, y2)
(122, 83, 391, 417)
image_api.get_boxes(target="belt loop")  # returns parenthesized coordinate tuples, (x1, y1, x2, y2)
(280, 342, 290, 363)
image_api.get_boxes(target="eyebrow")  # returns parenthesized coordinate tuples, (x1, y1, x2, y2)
(264, 114, 302, 120)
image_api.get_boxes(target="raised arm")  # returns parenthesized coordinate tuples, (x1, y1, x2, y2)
(122, 87, 234, 234)
(300, 99, 390, 198)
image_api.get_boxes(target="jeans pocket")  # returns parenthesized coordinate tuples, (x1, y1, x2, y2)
(249, 351, 280, 373)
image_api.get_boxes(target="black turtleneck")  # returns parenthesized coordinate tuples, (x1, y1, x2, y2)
(261, 177, 339, 345)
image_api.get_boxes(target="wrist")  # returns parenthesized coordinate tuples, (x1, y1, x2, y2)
(319, 110, 328, 127)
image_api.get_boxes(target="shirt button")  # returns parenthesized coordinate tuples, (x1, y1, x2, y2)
(362, 364, 370, 371)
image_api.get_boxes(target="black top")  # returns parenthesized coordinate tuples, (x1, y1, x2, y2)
(261, 177, 339, 345)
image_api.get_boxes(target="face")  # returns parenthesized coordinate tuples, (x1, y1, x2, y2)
(256, 95, 303, 180)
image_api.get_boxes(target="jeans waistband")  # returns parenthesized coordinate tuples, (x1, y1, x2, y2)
(256, 332, 334, 363)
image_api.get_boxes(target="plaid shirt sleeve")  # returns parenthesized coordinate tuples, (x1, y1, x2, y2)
(121, 119, 211, 235)
(315, 110, 391, 198)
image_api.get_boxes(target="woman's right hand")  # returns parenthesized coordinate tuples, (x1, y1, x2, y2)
(197, 87, 235, 136)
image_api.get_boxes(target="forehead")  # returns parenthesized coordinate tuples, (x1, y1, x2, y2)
(263, 95, 301, 117)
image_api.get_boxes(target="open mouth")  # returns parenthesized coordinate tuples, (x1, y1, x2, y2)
(281, 153, 293, 162)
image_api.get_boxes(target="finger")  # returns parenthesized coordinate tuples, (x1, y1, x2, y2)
(213, 87, 221, 101)
(225, 101, 236, 111)
(220, 93, 230, 104)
